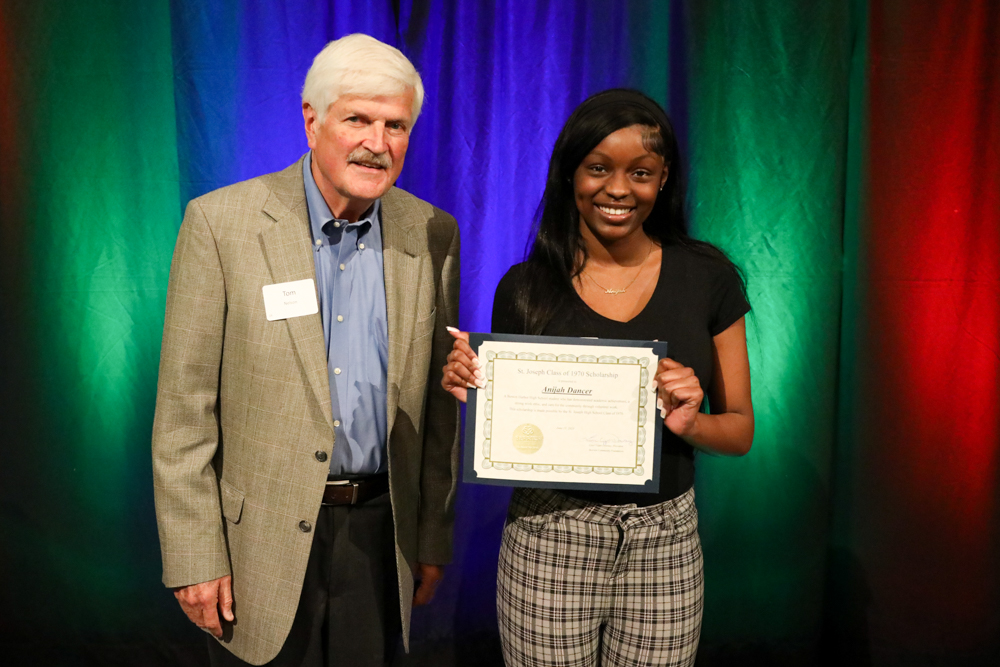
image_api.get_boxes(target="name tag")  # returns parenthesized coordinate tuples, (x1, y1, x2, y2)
(262, 279, 319, 321)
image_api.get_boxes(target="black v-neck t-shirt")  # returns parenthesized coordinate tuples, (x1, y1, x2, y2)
(491, 244, 750, 506)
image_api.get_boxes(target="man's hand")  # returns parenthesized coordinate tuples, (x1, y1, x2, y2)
(174, 575, 234, 637)
(412, 563, 444, 607)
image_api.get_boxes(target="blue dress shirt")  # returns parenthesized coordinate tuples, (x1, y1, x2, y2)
(303, 154, 389, 475)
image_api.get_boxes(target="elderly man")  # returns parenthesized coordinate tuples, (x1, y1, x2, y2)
(152, 34, 460, 666)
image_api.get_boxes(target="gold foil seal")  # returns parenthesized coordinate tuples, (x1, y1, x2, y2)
(511, 423, 543, 454)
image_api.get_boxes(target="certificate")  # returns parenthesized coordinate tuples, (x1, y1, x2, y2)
(463, 333, 667, 493)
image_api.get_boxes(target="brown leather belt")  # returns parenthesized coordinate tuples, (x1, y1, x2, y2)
(322, 473, 389, 506)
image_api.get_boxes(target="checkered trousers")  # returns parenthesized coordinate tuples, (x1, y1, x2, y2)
(497, 487, 703, 667)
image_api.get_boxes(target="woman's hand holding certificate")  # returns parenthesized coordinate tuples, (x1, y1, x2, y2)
(442, 327, 485, 404)
(654, 357, 705, 438)
(443, 331, 686, 493)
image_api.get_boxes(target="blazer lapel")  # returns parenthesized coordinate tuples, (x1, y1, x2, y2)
(259, 161, 335, 433)
(380, 188, 422, 437)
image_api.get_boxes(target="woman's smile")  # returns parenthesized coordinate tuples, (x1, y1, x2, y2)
(595, 203, 637, 220)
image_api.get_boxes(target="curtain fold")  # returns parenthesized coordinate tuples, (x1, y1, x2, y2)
(0, 0, 183, 644)
(832, 0, 1000, 661)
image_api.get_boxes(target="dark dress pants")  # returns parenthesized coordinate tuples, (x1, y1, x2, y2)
(208, 492, 401, 667)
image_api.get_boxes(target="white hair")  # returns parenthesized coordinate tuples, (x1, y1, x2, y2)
(302, 33, 424, 125)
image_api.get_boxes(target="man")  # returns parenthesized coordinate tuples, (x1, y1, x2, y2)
(152, 34, 460, 666)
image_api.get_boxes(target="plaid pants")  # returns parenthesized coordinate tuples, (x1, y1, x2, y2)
(497, 487, 703, 667)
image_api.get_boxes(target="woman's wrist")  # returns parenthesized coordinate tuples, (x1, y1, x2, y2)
(676, 411, 705, 445)
(678, 411, 753, 457)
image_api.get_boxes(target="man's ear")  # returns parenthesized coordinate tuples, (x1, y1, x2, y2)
(303, 103, 319, 149)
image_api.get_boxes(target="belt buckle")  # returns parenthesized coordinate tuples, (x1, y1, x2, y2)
(327, 479, 360, 504)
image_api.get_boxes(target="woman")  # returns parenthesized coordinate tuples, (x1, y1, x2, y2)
(443, 89, 753, 666)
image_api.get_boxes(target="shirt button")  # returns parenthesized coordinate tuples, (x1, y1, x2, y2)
(359, 243, 365, 250)
(337, 315, 343, 322)
(334, 221, 341, 228)
(334, 419, 341, 427)
(314, 239, 322, 246)
(334, 368, 341, 375)
(299, 520, 312, 533)
(315, 451, 328, 462)
(339, 264, 345, 271)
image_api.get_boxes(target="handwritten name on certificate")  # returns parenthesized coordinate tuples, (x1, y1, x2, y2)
(464, 334, 668, 493)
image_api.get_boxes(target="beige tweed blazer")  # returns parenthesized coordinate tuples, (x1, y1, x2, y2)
(152, 157, 460, 664)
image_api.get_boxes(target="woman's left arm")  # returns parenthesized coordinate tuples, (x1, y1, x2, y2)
(655, 316, 754, 456)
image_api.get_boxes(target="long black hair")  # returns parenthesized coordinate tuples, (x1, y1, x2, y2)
(514, 88, 746, 334)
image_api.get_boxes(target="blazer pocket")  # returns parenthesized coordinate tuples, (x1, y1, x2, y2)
(410, 306, 437, 347)
(219, 479, 245, 524)
(415, 306, 437, 325)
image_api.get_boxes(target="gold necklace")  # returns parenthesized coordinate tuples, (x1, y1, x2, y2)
(583, 240, 654, 295)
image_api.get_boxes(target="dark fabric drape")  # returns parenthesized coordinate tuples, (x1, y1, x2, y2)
(830, 1, 1000, 663)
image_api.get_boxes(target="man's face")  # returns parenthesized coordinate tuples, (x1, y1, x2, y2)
(303, 92, 414, 222)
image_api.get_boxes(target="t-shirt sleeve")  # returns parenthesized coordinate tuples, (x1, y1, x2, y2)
(708, 261, 750, 336)
(491, 264, 526, 334)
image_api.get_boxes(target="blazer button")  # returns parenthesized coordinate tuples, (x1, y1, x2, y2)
(315, 451, 328, 462)
(299, 520, 312, 533)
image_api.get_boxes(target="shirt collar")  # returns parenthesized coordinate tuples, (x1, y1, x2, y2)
(303, 152, 381, 243)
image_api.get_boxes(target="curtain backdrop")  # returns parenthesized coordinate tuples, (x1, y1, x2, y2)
(0, 1, 997, 665)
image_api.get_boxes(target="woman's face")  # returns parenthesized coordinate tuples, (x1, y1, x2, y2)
(573, 124, 669, 245)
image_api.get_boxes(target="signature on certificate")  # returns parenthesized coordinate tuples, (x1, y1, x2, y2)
(584, 434, 634, 447)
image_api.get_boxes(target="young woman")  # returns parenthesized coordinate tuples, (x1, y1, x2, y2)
(443, 89, 754, 667)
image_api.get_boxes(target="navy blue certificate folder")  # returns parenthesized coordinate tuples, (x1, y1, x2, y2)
(463, 333, 667, 494)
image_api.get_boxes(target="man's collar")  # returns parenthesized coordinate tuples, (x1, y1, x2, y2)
(303, 152, 381, 241)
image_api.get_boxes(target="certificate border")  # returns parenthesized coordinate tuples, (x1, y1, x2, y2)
(464, 333, 667, 494)
(482, 357, 649, 472)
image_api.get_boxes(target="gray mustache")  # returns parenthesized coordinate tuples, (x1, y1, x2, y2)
(347, 148, 391, 170)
